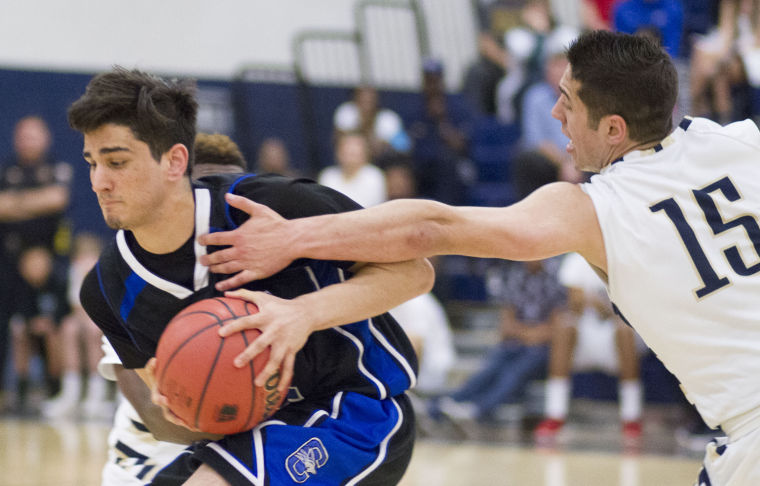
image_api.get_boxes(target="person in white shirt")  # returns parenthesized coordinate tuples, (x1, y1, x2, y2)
(199, 31, 760, 485)
(318, 131, 387, 208)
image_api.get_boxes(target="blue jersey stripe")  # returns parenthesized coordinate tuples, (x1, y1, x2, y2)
(121, 271, 148, 322)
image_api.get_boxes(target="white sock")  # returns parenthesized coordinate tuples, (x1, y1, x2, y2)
(60, 371, 82, 401)
(544, 377, 570, 420)
(619, 379, 642, 422)
(85, 374, 108, 403)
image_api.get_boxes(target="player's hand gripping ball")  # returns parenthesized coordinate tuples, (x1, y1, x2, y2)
(155, 297, 288, 434)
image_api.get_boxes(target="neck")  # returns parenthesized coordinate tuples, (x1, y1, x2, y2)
(604, 134, 667, 169)
(132, 180, 196, 254)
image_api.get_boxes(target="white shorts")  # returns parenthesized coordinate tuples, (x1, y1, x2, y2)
(101, 400, 189, 486)
(698, 425, 760, 485)
(571, 314, 620, 375)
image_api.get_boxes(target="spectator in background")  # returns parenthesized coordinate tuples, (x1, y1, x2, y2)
(42, 233, 110, 420)
(9, 246, 70, 416)
(254, 137, 300, 178)
(462, 0, 524, 116)
(0, 116, 72, 414)
(381, 154, 457, 397)
(318, 131, 387, 207)
(409, 58, 473, 205)
(333, 85, 411, 159)
(432, 258, 566, 424)
(515, 26, 584, 186)
(689, 0, 760, 124)
(613, 0, 685, 60)
(534, 252, 644, 448)
(549, 0, 613, 31)
(496, 0, 556, 125)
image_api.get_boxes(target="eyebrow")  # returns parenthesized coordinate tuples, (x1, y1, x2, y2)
(82, 146, 131, 159)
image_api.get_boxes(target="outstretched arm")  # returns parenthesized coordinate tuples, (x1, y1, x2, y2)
(217, 256, 434, 392)
(199, 182, 605, 286)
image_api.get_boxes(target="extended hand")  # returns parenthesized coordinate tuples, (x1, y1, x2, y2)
(219, 289, 313, 395)
(198, 193, 297, 290)
(145, 358, 199, 431)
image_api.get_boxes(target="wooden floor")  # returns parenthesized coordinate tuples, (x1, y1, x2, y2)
(0, 414, 701, 486)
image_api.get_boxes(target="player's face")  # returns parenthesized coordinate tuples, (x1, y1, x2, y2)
(83, 124, 170, 230)
(551, 66, 612, 173)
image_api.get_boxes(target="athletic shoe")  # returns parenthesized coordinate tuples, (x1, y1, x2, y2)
(533, 418, 564, 446)
(622, 420, 643, 452)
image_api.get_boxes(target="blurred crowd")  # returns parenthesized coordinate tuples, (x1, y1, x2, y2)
(1, 0, 746, 458)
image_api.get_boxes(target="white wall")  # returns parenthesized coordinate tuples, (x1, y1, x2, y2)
(0, 0, 359, 78)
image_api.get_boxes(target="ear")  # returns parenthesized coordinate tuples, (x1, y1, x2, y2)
(164, 143, 189, 180)
(603, 114, 628, 145)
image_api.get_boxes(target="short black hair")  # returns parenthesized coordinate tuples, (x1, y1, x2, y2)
(567, 30, 677, 143)
(68, 66, 198, 172)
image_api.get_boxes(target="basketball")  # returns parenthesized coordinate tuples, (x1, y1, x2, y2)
(154, 297, 287, 435)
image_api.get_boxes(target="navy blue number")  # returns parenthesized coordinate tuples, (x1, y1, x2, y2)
(650, 177, 760, 298)
(693, 177, 760, 276)
(650, 198, 729, 298)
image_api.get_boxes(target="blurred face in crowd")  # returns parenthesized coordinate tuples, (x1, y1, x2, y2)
(14, 117, 51, 164)
(335, 133, 370, 176)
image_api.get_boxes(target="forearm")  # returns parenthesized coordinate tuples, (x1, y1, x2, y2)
(294, 258, 435, 332)
(0, 186, 68, 221)
(288, 199, 457, 264)
(123, 367, 221, 444)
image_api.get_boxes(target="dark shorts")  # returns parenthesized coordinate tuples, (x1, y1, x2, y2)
(193, 392, 416, 486)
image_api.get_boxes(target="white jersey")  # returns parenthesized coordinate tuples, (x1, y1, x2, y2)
(582, 117, 760, 433)
(98, 337, 189, 486)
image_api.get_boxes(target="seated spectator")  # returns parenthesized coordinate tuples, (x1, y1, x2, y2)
(43, 233, 111, 420)
(613, 0, 685, 60)
(409, 58, 474, 204)
(318, 131, 387, 207)
(333, 85, 411, 158)
(496, 0, 555, 125)
(689, 0, 760, 123)
(431, 258, 567, 424)
(8, 246, 70, 416)
(254, 137, 300, 178)
(533, 252, 644, 448)
(515, 26, 584, 184)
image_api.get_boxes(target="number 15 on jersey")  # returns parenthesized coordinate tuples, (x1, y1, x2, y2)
(650, 176, 760, 299)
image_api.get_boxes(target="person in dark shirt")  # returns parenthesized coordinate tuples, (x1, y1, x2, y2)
(68, 67, 433, 485)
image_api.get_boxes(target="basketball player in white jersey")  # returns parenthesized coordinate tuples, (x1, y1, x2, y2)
(199, 30, 760, 485)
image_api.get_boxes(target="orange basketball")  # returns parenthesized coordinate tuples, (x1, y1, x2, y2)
(155, 297, 287, 435)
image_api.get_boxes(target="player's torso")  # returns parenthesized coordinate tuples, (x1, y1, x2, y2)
(585, 117, 760, 428)
(98, 174, 417, 400)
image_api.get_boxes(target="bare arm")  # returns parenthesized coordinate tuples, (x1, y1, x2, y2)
(199, 182, 606, 286)
(0, 185, 69, 222)
(218, 256, 434, 390)
(122, 366, 221, 442)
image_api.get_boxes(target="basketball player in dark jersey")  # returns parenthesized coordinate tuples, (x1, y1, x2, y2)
(68, 67, 433, 486)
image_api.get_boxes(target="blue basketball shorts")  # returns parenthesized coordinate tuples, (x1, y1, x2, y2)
(193, 391, 416, 485)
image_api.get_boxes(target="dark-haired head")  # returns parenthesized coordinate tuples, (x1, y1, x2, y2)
(68, 66, 198, 173)
(566, 30, 677, 143)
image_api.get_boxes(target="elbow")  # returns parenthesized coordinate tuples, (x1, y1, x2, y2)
(415, 257, 436, 296)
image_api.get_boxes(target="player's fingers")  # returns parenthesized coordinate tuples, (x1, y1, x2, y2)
(278, 354, 295, 396)
(214, 271, 259, 291)
(198, 246, 238, 266)
(254, 348, 285, 388)
(233, 337, 269, 368)
(224, 192, 263, 215)
(218, 313, 262, 337)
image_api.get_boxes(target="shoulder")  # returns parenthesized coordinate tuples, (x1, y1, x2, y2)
(227, 173, 363, 219)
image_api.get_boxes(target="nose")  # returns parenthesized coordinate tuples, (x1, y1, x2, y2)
(550, 98, 563, 122)
(90, 164, 112, 193)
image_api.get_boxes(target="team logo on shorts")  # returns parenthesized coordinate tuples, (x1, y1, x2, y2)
(285, 438, 329, 483)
